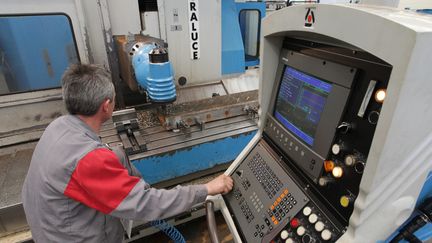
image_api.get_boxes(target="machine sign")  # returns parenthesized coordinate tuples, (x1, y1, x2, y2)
(188, 0, 200, 60)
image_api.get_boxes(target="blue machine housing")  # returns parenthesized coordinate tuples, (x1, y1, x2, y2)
(147, 61, 176, 103)
(221, 0, 265, 75)
(132, 44, 176, 102)
(132, 131, 256, 185)
(0, 15, 77, 93)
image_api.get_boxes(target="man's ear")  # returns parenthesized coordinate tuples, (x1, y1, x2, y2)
(102, 99, 111, 112)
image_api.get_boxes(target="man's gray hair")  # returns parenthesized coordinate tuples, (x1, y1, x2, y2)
(61, 64, 115, 116)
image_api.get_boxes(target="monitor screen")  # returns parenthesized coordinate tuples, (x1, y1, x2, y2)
(274, 66, 332, 146)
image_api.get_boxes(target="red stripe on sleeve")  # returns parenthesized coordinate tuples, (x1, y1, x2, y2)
(64, 148, 140, 214)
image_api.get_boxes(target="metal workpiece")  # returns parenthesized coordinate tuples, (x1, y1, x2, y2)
(160, 90, 258, 130)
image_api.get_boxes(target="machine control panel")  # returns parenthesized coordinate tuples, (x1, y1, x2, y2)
(225, 142, 309, 243)
(223, 39, 392, 242)
(270, 202, 340, 243)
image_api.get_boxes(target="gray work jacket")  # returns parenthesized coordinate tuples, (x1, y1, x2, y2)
(22, 115, 207, 242)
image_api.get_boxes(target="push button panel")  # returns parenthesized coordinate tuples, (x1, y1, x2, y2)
(271, 202, 340, 243)
(224, 141, 309, 243)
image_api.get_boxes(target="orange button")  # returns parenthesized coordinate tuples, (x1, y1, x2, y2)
(277, 197, 282, 203)
(274, 220, 279, 225)
(271, 216, 276, 222)
(324, 160, 335, 173)
(273, 201, 278, 207)
(284, 189, 289, 194)
(271, 205, 275, 211)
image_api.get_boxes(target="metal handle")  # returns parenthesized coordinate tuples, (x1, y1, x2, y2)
(205, 200, 220, 243)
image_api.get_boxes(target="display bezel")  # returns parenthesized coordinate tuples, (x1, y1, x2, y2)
(265, 49, 356, 179)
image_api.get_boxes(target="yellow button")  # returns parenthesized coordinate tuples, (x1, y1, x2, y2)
(340, 195, 351, 207)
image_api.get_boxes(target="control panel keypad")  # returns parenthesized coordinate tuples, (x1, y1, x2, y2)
(248, 153, 283, 199)
(240, 199, 254, 223)
(267, 189, 297, 226)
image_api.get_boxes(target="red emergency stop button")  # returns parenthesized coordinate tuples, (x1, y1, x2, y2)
(290, 218, 300, 228)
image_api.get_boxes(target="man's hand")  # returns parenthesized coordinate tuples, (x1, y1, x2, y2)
(205, 174, 234, 195)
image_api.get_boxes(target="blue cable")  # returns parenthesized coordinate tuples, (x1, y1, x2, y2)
(150, 219, 186, 243)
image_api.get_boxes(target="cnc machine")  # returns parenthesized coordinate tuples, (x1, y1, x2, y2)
(207, 3, 432, 243)
(1, 1, 432, 242)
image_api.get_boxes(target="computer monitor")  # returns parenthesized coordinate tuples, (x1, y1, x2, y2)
(274, 66, 332, 146)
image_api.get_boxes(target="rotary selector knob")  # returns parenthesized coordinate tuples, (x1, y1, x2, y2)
(297, 226, 306, 236)
(303, 206, 312, 216)
(337, 122, 352, 133)
(285, 238, 294, 243)
(280, 230, 289, 240)
(321, 229, 332, 241)
(318, 177, 334, 187)
(354, 161, 366, 174)
(315, 221, 325, 232)
(344, 154, 357, 166)
(302, 234, 312, 243)
(308, 213, 318, 224)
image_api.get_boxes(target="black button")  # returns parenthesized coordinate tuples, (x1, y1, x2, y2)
(259, 232, 264, 237)
(254, 232, 258, 237)
(261, 225, 265, 229)
(269, 226, 273, 230)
